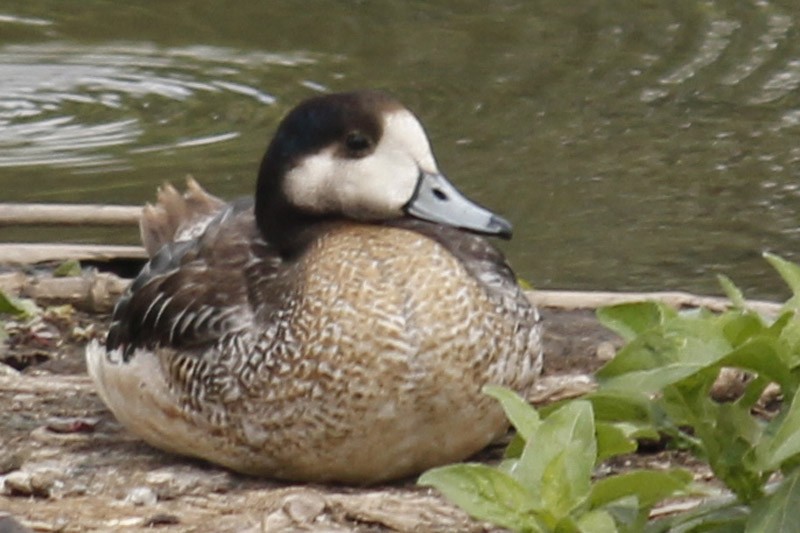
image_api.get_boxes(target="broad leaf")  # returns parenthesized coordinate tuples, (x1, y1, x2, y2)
(576, 509, 618, 533)
(596, 422, 638, 463)
(484, 385, 541, 442)
(515, 401, 596, 514)
(596, 302, 673, 341)
(589, 469, 692, 510)
(0, 290, 39, 318)
(757, 385, 800, 470)
(419, 463, 541, 532)
(745, 468, 800, 533)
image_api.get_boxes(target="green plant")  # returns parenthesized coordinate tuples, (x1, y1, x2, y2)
(420, 253, 800, 532)
(597, 254, 800, 531)
(420, 387, 691, 532)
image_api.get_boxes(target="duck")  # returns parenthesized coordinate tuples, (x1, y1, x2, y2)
(86, 90, 542, 484)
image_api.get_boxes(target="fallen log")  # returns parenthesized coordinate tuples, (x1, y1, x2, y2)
(0, 203, 140, 226)
(0, 269, 785, 316)
(0, 244, 146, 265)
(0, 271, 130, 312)
(529, 289, 782, 317)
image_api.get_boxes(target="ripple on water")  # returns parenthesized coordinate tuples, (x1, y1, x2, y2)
(0, 43, 314, 171)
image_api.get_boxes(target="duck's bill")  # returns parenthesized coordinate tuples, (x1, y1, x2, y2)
(404, 171, 513, 239)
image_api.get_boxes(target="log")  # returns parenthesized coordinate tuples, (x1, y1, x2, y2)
(0, 244, 146, 265)
(0, 268, 785, 317)
(0, 271, 130, 312)
(529, 289, 783, 317)
(0, 203, 140, 226)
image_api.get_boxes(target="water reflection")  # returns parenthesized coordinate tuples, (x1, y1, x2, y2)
(0, 43, 308, 170)
(3, 1, 800, 300)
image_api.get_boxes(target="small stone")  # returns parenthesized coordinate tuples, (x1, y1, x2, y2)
(29, 470, 59, 497)
(126, 486, 158, 507)
(0, 363, 20, 377)
(3, 471, 33, 496)
(283, 493, 326, 523)
(262, 510, 293, 531)
(595, 341, 616, 361)
(45, 416, 100, 434)
(0, 451, 25, 475)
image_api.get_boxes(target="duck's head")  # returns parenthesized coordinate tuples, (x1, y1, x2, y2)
(255, 90, 512, 253)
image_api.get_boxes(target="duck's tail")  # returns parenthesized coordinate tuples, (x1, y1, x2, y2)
(140, 177, 226, 257)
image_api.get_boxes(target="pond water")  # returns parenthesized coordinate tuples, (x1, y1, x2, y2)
(3, 1, 800, 300)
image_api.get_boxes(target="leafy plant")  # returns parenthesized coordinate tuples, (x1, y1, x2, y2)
(421, 253, 800, 532)
(420, 387, 691, 532)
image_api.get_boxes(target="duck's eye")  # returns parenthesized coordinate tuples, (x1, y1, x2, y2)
(344, 132, 372, 155)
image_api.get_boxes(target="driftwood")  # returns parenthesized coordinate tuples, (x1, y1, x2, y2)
(0, 268, 786, 316)
(0, 203, 140, 226)
(0, 244, 146, 265)
(529, 290, 783, 317)
(0, 271, 130, 312)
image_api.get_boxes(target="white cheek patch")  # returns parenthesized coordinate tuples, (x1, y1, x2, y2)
(283, 148, 338, 214)
(282, 109, 441, 220)
(382, 110, 438, 172)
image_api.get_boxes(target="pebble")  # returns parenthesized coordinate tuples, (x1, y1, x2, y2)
(3, 471, 34, 496)
(595, 341, 616, 361)
(0, 363, 20, 376)
(283, 493, 326, 523)
(0, 451, 25, 475)
(45, 416, 100, 434)
(126, 486, 158, 507)
(2, 469, 61, 498)
(144, 468, 229, 499)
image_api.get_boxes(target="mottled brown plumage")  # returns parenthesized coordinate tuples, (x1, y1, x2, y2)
(87, 90, 542, 483)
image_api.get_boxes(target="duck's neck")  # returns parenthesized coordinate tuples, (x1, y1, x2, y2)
(255, 157, 331, 259)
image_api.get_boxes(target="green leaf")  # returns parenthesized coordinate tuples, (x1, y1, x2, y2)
(541, 447, 583, 519)
(746, 468, 800, 533)
(720, 312, 765, 348)
(53, 259, 81, 277)
(646, 499, 749, 533)
(717, 274, 747, 309)
(515, 401, 596, 516)
(757, 385, 800, 470)
(419, 463, 542, 532)
(596, 422, 638, 463)
(586, 390, 655, 425)
(484, 385, 541, 442)
(505, 433, 526, 459)
(589, 469, 692, 510)
(765, 253, 800, 310)
(517, 277, 534, 290)
(716, 338, 795, 399)
(0, 289, 40, 318)
(575, 509, 618, 533)
(598, 315, 732, 388)
(596, 302, 673, 341)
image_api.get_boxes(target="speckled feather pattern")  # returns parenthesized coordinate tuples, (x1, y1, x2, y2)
(86, 90, 544, 483)
(92, 208, 541, 482)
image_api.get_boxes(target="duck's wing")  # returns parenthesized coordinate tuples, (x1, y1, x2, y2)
(107, 196, 278, 361)
(139, 178, 227, 257)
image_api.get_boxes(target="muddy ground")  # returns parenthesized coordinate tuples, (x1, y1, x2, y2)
(0, 287, 714, 533)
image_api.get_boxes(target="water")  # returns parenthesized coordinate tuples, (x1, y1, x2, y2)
(3, 1, 800, 300)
